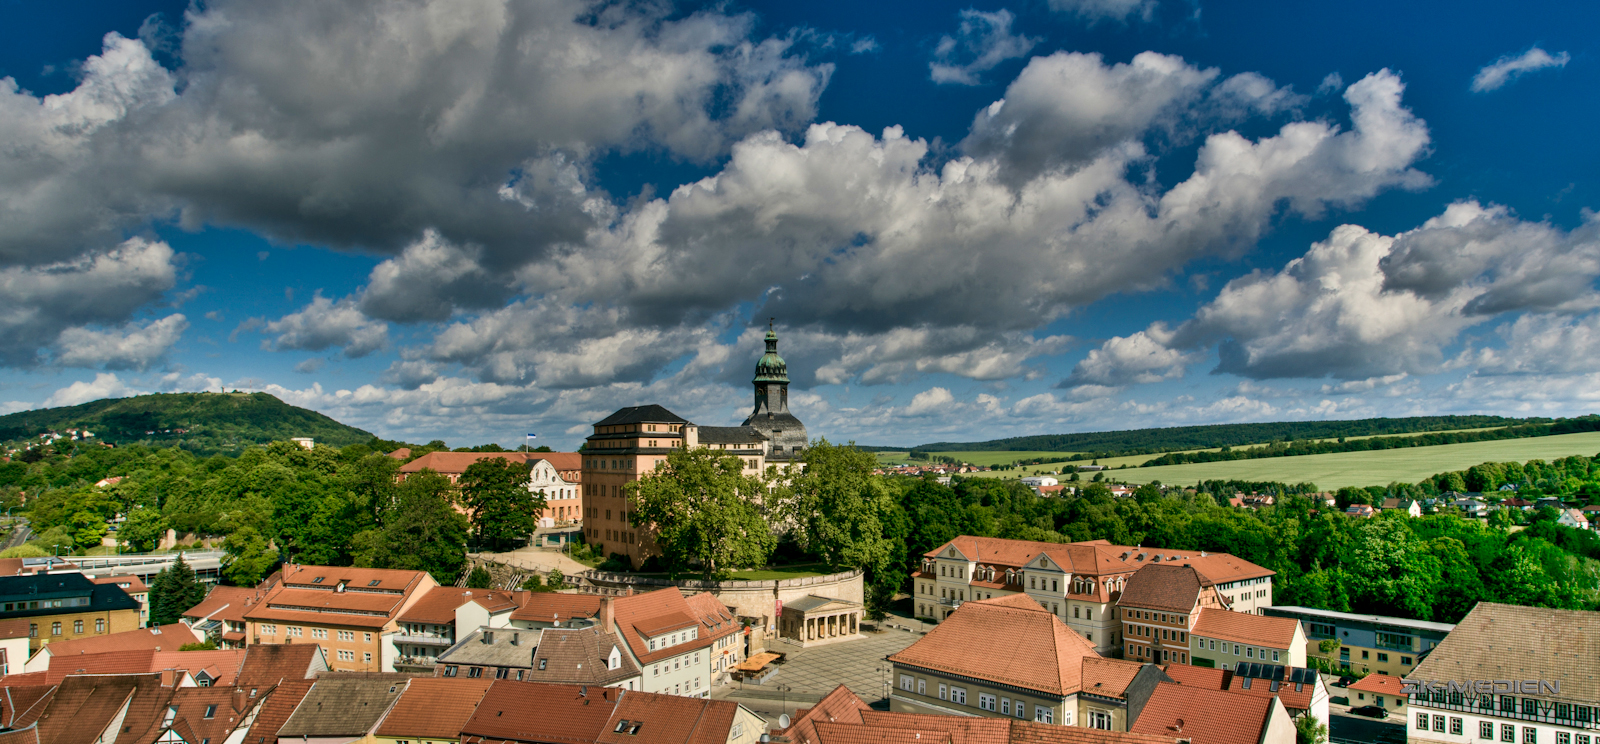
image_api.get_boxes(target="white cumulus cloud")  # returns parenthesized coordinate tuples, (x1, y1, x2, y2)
(55, 314, 189, 369)
(929, 9, 1038, 86)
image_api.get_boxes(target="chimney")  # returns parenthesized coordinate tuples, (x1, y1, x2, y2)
(600, 597, 617, 636)
(483, 631, 494, 644)
(511, 632, 520, 646)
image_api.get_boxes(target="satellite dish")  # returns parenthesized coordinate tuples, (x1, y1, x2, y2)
(779, 714, 791, 729)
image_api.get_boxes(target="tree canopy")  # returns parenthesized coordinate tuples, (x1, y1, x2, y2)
(459, 457, 542, 551)
(627, 447, 775, 579)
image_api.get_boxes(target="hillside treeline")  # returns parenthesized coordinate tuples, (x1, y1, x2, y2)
(0, 392, 372, 456)
(1141, 416, 1600, 466)
(912, 415, 1529, 455)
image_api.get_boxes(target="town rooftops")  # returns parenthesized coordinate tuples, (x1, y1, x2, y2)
(782, 684, 873, 744)
(1119, 564, 1213, 613)
(181, 585, 262, 624)
(398, 586, 521, 624)
(398, 450, 581, 475)
(926, 537, 1273, 593)
(596, 689, 750, 744)
(611, 588, 721, 666)
(0, 573, 141, 619)
(524, 627, 640, 686)
(0, 619, 27, 640)
(32, 673, 172, 744)
(439, 626, 542, 668)
(1347, 673, 1404, 697)
(1262, 606, 1456, 634)
(143, 686, 253, 744)
(1128, 682, 1280, 744)
(30, 624, 202, 663)
(1410, 602, 1599, 707)
(89, 574, 148, 594)
(791, 697, 1174, 744)
(41, 648, 246, 685)
(239, 678, 313, 744)
(594, 405, 690, 427)
(1078, 658, 1145, 700)
(277, 674, 412, 738)
(233, 642, 326, 689)
(1191, 608, 1299, 648)
(510, 592, 604, 624)
(244, 564, 429, 628)
(374, 676, 494, 739)
(461, 680, 623, 744)
(276, 563, 426, 593)
(888, 594, 1100, 697)
(1164, 663, 1320, 711)
(0, 684, 52, 730)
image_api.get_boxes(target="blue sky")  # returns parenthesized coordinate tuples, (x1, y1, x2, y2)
(0, 0, 1596, 450)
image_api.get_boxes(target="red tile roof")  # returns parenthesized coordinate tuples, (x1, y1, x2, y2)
(398, 586, 522, 624)
(857, 711, 1010, 744)
(597, 691, 745, 744)
(0, 685, 53, 729)
(510, 593, 604, 624)
(460, 681, 622, 744)
(0, 619, 28, 641)
(1128, 682, 1276, 744)
(374, 677, 494, 738)
(888, 594, 1099, 696)
(239, 678, 313, 744)
(137, 686, 252, 744)
(1191, 608, 1300, 648)
(33, 624, 201, 663)
(1008, 720, 1174, 744)
(1119, 565, 1211, 613)
(399, 452, 548, 474)
(1348, 673, 1404, 696)
(926, 538, 1272, 604)
(245, 564, 431, 629)
(1159, 664, 1228, 690)
(90, 575, 148, 594)
(1078, 658, 1144, 700)
(235, 643, 325, 689)
(783, 684, 873, 744)
(182, 585, 263, 624)
(612, 588, 723, 666)
(30, 673, 173, 744)
(813, 721, 952, 744)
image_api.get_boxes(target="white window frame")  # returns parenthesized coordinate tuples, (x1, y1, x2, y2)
(1034, 706, 1053, 724)
(978, 693, 995, 711)
(939, 683, 947, 700)
(951, 687, 966, 705)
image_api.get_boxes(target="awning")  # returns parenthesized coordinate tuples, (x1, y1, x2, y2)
(735, 652, 780, 671)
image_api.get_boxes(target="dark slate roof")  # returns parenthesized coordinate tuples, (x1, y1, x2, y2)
(1118, 564, 1209, 613)
(0, 574, 141, 619)
(594, 405, 688, 426)
(276, 675, 411, 738)
(696, 426, 767, 444)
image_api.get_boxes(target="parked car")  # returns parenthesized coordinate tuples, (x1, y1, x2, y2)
(1348, 705, 1389, 719)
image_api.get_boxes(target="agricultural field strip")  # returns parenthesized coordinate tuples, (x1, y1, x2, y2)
(1109, 430, 1600, 489)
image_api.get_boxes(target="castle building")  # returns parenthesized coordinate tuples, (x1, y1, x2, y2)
(741, 324, 807, 462)
(580, 327, 808, 567)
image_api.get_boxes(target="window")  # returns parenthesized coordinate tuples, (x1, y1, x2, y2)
(951, 688, 966, 705)
(364, 652, 372, 664)
(1416, 714, 1428, 730)
(73, 620, 83, 634)
(1002, 699, 1011, 715)
(1451, 719, 1463, 737)
(1525, 728, 1537, 744)
(1086, 609, 1093, 620)
(1088, 710, 1111, 730)
(939, 684, 948, 700)
(1247, 647, 1254, 658)
(95, 618, 105, 633)
(900, 675, 913, 691)
(1034, 707, 1053, 724)
(312, 628, 327, 639)
(338, 650, 354, 661)
(1502, 724, 1515, 743)
(51, 622, 60, 636)
(1014, 702, 1026, 719)
(467, 667, 483, 678)
(1271, 650, 1280, 662)
(444, 666, 458, 677)
(28, 624, 35, 638)
(1401, 656, 1412, 665)
(918, 679, 926, 695)
(979, 694, 996, 711)
(1481, 722, 1495, 739)
(1433, 715, 1445, 732)
(1378, 652, 1389, 662)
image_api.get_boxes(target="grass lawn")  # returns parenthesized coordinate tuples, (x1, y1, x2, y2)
(1110, 430, 1600, 489)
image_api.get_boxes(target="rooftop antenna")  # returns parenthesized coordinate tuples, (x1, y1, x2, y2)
(769, 317, 774, 331)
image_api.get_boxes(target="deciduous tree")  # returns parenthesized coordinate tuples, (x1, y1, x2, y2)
(627, 447, 774, 579)
(459, 458, 541, 551)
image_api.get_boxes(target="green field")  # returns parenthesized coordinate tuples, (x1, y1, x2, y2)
(1107, 431, 1600, 489)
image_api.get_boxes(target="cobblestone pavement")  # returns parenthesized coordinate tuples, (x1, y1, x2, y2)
(715, 629, 923, 717)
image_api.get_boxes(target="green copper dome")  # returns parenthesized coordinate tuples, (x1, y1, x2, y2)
(754, 328, 789, 383)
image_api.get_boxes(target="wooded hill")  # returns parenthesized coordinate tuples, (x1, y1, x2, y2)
(899, 415, 1533, 457)
(0, 392, 372, 456)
